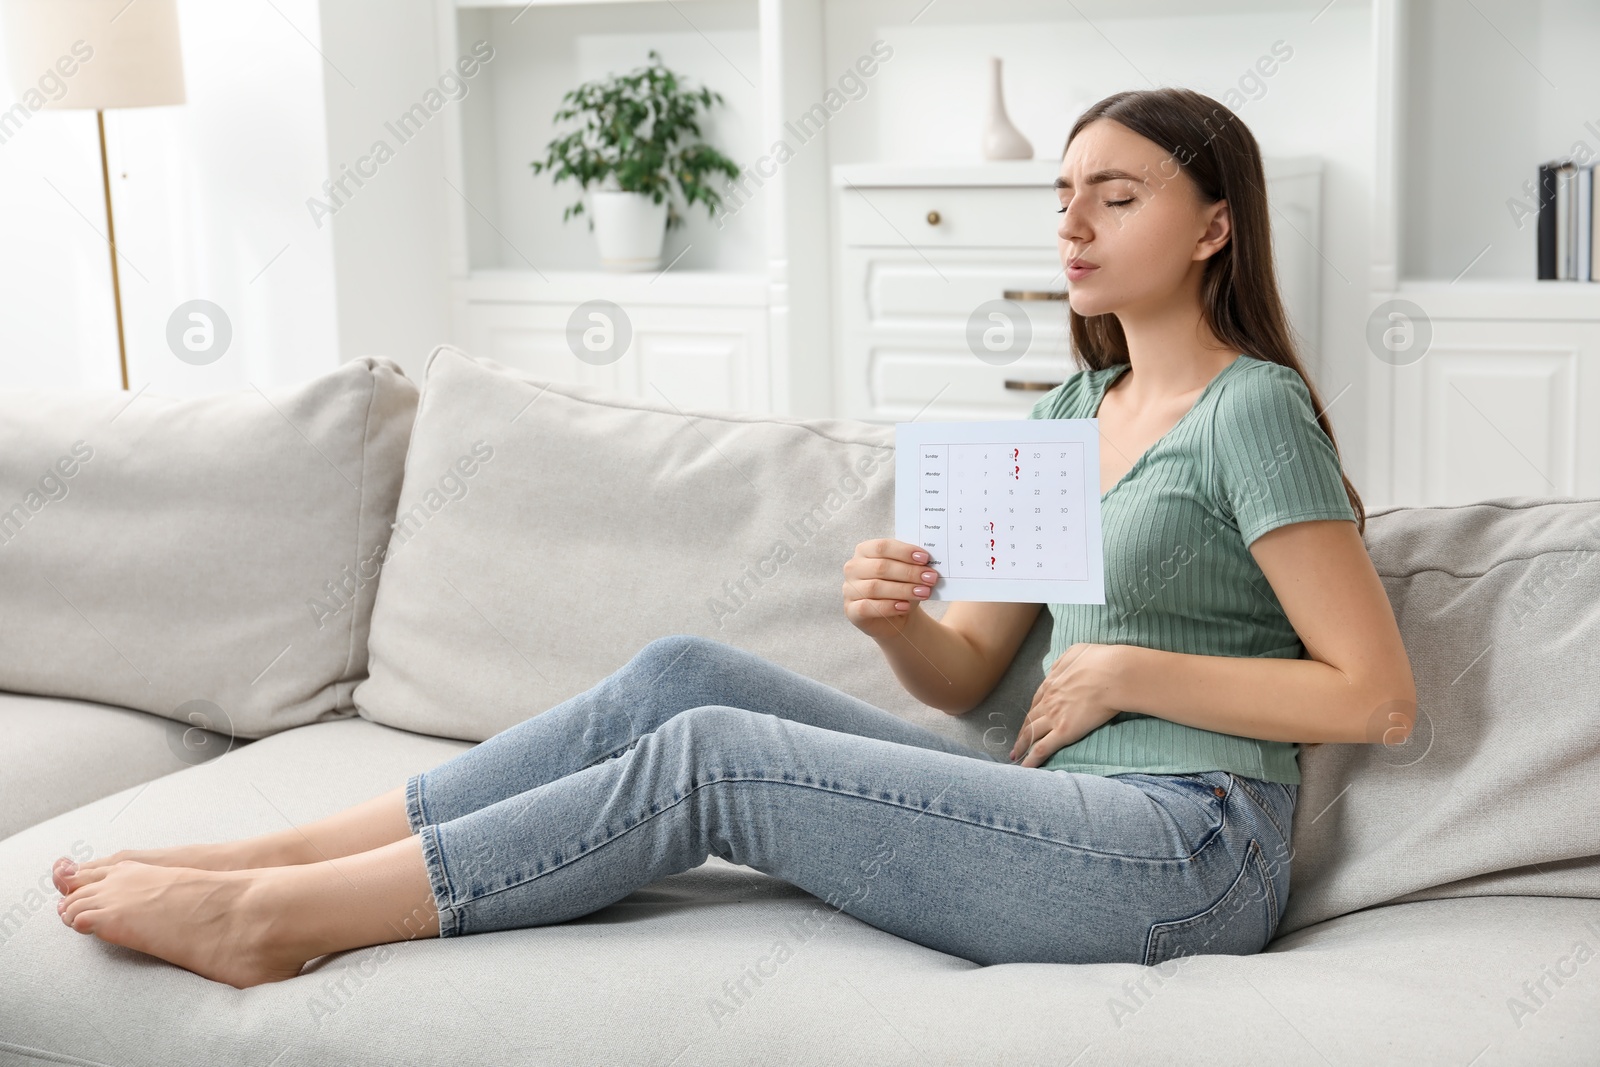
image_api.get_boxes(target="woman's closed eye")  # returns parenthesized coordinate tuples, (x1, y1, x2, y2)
(1056, 198, 1135, 213)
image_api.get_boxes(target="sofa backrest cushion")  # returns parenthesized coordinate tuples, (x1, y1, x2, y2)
(1284, 495, 1600, 934)
(0, 357, 418, 738)
(354, 345, 1048, 754)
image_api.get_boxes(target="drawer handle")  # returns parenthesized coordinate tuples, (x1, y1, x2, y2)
(1004, 380, 1061, 392)
(1002, 289, 1068, 301)
(926, 210, 941, 225)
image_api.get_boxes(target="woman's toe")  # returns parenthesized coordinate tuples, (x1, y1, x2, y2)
(51, 857, 79, 894)
(58, 864, 112, 893)
(75, 854, 121, 874)
(59, 886, 102, 928)
(68, 908, 102, 935)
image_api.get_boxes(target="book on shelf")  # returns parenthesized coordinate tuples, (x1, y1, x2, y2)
(1537, 157, 1598, 282)
(1582, 162, 1594, 283)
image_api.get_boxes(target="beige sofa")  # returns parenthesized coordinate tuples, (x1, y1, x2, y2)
(1, 347, 1596, 1066)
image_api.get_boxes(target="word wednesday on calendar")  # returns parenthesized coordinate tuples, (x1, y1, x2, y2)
(893, 418, 1106, 604)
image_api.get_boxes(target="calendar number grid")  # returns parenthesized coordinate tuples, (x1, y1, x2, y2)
(917, 441, 1090, 583)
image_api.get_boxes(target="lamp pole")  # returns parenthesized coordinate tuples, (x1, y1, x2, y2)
(96, 108, 129, 390)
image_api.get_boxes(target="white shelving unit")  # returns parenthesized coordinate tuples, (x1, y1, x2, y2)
(435, 0, 832, 416)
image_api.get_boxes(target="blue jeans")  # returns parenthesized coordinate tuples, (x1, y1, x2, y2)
(404, 634, 1297, 967)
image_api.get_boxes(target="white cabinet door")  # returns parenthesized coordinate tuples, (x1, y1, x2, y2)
(1389, 319, 1600, 502)
(457, 299, 769, 413)
(460, 302, 620, 392)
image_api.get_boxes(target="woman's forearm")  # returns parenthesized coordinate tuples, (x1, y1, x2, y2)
(1109, 644, 1416, 745)
(872, 607, 990, 715)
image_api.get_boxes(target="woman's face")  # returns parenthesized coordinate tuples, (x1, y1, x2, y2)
(1054, 118, 1228, 319)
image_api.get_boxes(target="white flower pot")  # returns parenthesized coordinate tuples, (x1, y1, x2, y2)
(588, 189, 669, 272)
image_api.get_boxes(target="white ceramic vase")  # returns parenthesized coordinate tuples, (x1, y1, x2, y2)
(981, 56, 1033, 161)
(588, 189, 669, 271)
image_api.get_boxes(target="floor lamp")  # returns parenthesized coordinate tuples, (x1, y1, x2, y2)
(2, 0, 186, 391)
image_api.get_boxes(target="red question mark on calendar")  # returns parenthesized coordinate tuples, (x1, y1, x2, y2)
(1013, 448, 1020, 479)
(990, 556, 996, 569)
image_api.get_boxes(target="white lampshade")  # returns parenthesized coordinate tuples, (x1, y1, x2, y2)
(2, 0, 185, 110)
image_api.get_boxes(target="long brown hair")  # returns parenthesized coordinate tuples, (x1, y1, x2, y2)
(1063, 87, 1365, 533)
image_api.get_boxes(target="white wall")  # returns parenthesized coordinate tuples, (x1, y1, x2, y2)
(0, 103, 115, 389)
(0, 0, 341, 393)
(317, 0, 452, 384)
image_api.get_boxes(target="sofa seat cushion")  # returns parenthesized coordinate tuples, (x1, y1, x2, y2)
(0, 690, 236, 842)
(1, 717, 1594, 1065)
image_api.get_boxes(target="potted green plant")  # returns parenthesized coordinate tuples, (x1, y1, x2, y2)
(531, 50, 742, 271)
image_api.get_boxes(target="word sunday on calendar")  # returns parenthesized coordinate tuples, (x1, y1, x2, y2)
(894, 418, 1106, 604)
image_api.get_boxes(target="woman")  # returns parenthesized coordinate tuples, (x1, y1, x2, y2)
(51, 87, 1416, 988)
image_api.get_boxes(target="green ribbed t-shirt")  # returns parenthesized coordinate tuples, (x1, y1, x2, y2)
(1025, 352, 1357, 785)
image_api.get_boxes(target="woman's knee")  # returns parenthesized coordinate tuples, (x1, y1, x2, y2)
(633, 632, 691, 664)
(659, 702, 753, 738)
(633, 633, 731, 674)
(648, 704, 768, 767)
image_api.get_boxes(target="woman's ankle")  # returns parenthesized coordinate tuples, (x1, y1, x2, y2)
(225, 834, 322, 870)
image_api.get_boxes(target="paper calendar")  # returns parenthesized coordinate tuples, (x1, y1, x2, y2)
(894, 419, 1105, 603)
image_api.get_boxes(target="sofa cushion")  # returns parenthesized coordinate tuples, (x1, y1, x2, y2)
(0, 691, 237, 842)
(0, 716, 1594, 1065)
(1286, 495, 1600, 934)
(354, 345, 1049, 755)
(0, 357, 418, 738)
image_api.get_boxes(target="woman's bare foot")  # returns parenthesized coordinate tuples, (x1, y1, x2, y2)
(56, 838, 440, 989)
(56, 862, 310, 988)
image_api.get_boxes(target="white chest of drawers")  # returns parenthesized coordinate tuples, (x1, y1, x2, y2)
(831, 158, 1322, 423)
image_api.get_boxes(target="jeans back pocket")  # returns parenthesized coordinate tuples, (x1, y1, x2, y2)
(1142, 838, 1277, 968)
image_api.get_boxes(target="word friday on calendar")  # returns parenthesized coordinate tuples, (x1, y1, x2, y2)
(894, 418, 1105, 603)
